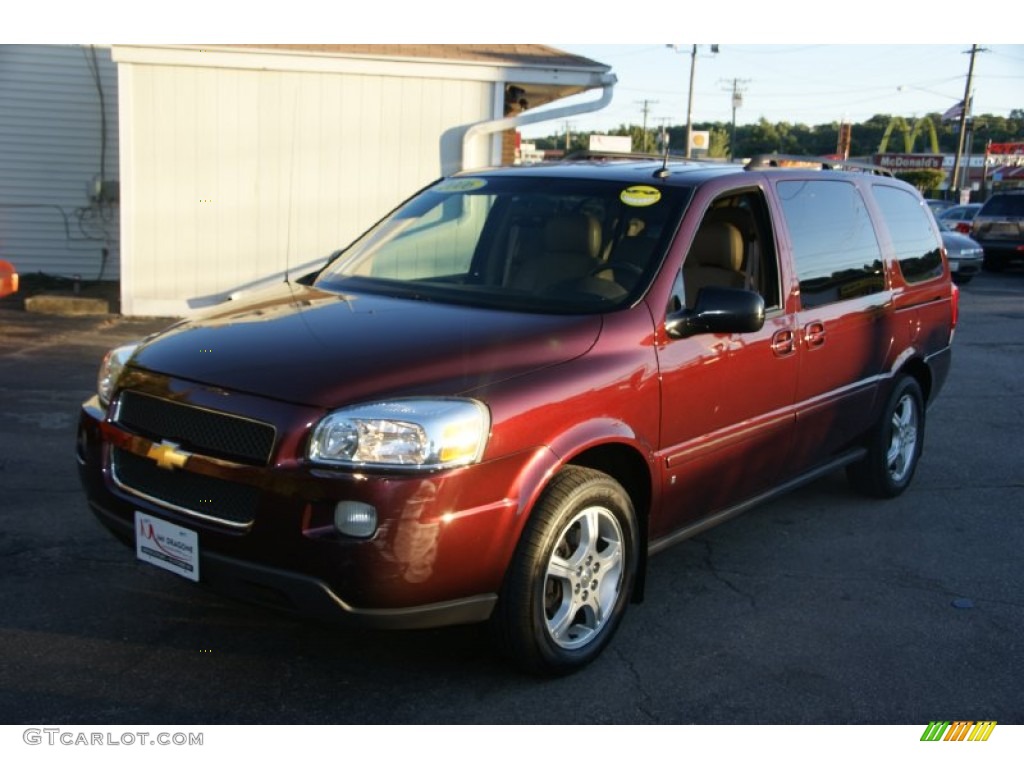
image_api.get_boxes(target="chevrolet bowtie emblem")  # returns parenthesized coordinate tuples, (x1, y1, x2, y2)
(146, 440, 190, 471)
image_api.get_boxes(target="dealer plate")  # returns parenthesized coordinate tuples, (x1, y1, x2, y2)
(135, 512, 199, 582)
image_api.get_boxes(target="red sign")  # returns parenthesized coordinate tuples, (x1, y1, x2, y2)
(987, 142, 1024, 156)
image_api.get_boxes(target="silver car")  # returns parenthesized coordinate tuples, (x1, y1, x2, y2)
(937, 203, 982, 233)
(941, 230, 984, 284)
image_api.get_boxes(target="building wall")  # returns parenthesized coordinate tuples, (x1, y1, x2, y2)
(0, 44, 120, 283)
(116, 50, 496, 316)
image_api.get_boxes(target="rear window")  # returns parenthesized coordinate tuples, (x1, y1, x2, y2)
(872, 184, 944, 283)
(979, 194, 1024, 217)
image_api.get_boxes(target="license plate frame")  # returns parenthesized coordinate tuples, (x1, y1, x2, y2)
(135, 511, 200, 582)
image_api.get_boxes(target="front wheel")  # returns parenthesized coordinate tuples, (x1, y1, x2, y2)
(492, 466, 639, 675)
(847, 376, 925, 498)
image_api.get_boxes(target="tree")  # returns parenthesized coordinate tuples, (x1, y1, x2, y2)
(894, 169, 946, 194)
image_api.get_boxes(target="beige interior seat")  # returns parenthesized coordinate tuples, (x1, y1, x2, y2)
(508, 213, 601, 292)
(683, 220, 747, 306)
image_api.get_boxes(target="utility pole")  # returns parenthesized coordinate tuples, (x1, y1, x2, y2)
(721, 78, 750, 161)
(668, 44, 719, 159)
(685, 45, 698, 158)
(950, 45, 986, 199)
(635, 100, 658, 153)
(563, 121, 575, 152)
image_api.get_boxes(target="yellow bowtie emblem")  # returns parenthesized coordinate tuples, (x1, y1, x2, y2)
(146, 441, 190, 471)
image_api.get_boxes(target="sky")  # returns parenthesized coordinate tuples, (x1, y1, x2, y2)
(16, 3, 1024, 144)
(521, 44, 1024, 139)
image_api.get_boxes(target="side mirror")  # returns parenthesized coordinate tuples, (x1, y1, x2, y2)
(665, 286, 765, 339)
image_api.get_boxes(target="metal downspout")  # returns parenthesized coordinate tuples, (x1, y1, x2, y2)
(442, 74, 617, 175)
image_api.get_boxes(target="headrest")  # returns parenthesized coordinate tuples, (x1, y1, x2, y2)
(544, 214, 602, 260)
(690, 221, 744, 271)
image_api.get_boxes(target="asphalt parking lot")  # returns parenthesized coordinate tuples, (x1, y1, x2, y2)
(1, 271, 1022, 725)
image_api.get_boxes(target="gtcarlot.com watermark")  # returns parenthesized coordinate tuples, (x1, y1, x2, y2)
(23, 728, 203, 747)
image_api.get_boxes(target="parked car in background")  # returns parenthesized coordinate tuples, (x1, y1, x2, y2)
(971, 190, 1024, 271)
(941, 230, 984, 284)
(0, 260, 18, 299)
(936, 203, 982, 234)
(926, 199, 954, 217)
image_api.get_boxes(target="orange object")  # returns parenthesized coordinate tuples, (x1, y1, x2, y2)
(0, 260, 18, 298)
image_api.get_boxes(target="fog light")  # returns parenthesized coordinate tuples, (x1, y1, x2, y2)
(334, 501, 377, 538)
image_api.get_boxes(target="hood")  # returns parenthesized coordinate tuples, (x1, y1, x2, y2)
(129, 283, 602, 407)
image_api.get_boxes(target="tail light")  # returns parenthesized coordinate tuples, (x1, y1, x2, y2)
(950, 282, 960, 339)
(954, 222, 971, 234)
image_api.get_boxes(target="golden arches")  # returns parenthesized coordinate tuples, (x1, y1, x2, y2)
(878, 117, 940, 154)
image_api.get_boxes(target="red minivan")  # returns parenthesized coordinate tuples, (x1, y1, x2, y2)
(78, 156, 957, 674)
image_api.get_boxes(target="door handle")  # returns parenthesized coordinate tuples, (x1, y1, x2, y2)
(771, 329, 795, 357)
(803, 321, 826, 348)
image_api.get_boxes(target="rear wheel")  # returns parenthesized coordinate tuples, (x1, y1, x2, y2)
(848, 376, 924, 498)
(493, 466, 638, 675)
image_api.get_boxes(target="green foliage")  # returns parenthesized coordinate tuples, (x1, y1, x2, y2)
(526, 110, 1024, 160)
(894, 169, 947, 194)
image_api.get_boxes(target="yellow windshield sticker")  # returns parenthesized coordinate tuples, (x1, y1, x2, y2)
(620, 185, 662, 207)
(434, 178, 487, 193)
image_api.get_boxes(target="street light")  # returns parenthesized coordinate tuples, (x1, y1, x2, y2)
(668, 44, 718, 158)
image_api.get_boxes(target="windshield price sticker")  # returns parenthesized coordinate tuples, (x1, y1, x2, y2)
(620, 185, 662, 207)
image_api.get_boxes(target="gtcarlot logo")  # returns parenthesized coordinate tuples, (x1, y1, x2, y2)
(23, 729, 203, 747)
(920, 721, 997, 742)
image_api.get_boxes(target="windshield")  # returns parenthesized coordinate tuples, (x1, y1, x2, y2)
(315, 175, 690, 314)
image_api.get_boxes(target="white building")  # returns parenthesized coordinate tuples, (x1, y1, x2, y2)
(0, 45, 121, 285)
(1, 44, 613, 317)
(111, 44, 613, 316)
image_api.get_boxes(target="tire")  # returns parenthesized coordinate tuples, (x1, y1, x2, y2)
(492, 466, 638, 675)
(847, 376, 925, 498)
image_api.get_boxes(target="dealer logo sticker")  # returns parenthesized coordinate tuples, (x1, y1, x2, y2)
(434, 178, 487, 193)
(620, 185, 661, 207)
(135, 512, 199, 582)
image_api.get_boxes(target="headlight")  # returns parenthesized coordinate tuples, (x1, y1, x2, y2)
(97, 343, 139, 406)
(308, 399, 490, 470)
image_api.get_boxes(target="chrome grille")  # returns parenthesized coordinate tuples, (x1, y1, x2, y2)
(115, 391, 275, 466)
(111, 447, 257, 528)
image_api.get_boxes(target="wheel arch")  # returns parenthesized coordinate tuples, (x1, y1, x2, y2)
(559, 441, 653, 603)
(898, 355, 934, 404)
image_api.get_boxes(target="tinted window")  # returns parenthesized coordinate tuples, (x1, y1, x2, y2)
(777, 180, 884, 308)
(980, 194, 1024, 217)
(873, 184, 943, 283)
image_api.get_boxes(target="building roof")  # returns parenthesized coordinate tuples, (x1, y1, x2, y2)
(228, 44, 609, 72)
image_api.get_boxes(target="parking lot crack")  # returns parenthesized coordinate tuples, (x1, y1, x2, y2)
(700, 539, 757, 609)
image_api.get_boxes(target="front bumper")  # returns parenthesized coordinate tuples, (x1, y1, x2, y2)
(77, 389, 539, 629)
(87, 498, 497, 629)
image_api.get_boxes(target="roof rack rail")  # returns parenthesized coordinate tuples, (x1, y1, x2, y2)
(745, 154, 894, 177)
(562, 150, 683, 162)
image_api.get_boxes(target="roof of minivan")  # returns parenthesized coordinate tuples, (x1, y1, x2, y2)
(459, 155, 896, 187)
(462, 158, 745, 186)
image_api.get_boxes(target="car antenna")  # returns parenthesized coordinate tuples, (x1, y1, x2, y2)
(654, 139, 671, 179)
